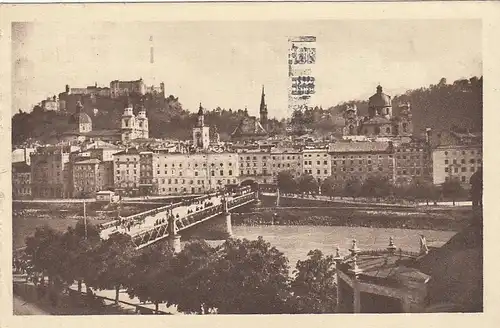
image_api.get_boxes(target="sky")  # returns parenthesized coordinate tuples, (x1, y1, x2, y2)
(12, 20, 482, 119)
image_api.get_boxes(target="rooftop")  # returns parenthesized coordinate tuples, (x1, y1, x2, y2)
(75, 158, 101, 165)
(329, 141, 391, 153)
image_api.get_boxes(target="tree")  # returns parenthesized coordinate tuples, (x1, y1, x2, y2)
(169, 240, 218, 314)
(87, 233, 137, 304)
(343, 177, 363, 200)
(362, 175, 393, 199)
(407, 179, 439, 205)
(321, 176, 339, 199)
(277, 170, 297, 194)
(59, 220, 101, 293)
(441, 178, 465, 205)
(127, 243, 178, 313)
(24, 225, 67, 304)
(289, 250, 337, 313)
(297, 174, 319, 195)
(205, 237, 292, 314)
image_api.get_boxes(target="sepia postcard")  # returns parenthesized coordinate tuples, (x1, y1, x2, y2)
(0, 1, 499, 328)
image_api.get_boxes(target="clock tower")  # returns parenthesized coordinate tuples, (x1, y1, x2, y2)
(192, 103, 210, 149)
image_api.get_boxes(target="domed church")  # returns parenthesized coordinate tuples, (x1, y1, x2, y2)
(343, 85, 413, 138)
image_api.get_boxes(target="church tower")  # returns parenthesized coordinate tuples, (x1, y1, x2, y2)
(136, 100, 149, 139)
(192, 103, 210, 149)
(397, 101, 413, 136)
(343, 104, 359, 136)
(259, 85, 268, 131)
(121, 98, 136, 142)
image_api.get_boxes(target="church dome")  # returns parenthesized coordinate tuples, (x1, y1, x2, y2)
(77, 112, 92, 124)
(368, 85, 392, 108)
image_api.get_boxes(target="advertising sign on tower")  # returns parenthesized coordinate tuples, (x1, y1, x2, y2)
(288, 36, 316, 114)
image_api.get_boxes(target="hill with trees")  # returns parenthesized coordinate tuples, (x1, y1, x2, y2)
(12, 76, 481, 145)
(291, 76, 483, 137)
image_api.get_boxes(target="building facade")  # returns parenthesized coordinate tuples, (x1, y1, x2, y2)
(12, 162, 31, 199)
(72, 158, 113, 197)
(30, 145, 77, 198)
(113, 148, 141, 196)
(432, 144, 482, 187)
(153, 152, 239, 195)
(393, 141, 432, 185)
(329, 142, 395, 185)
(302, 148, 331, 183)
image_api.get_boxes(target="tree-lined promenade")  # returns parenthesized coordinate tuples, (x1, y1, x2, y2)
(14, 221, 337, 314)
(277, 170, 477, 206)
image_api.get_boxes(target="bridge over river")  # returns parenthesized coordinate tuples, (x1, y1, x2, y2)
(99, 186, 257, 251)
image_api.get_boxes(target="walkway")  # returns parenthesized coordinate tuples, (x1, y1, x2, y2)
(101, 193, 237, 239)
(281, 194, 472, 207)
(13, 296, 49, 315)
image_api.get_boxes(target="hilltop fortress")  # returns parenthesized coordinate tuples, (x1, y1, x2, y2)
(43, 78, 165, 113)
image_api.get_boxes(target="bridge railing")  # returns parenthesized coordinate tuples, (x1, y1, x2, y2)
(101, 189, 232, 232)
(133, 191, 256, 248)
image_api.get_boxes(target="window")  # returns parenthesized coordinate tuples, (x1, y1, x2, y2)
(471, 167, 475, 172)
(220, 170, 224, 176)
(445, 159, 449, 165)
(317, 169, 321, 174)
(229, 170, 232, 176)
(461, 176, 466, 182)
(454, 167, 458, 173)
(461, 159, 466, 164)
(461, 167, 466, 172)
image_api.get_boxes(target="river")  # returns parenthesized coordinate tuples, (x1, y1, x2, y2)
(230, 225, 456, 267)
(13, 216, 456, 267)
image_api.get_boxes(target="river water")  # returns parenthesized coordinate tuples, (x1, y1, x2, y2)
(13, 216, 456, 267)
(230, 225, 456, 267)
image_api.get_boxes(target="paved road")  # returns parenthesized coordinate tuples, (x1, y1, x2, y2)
(13, 295, 49, 315)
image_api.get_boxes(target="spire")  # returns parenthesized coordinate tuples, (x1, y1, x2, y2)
(260, 85, 267, 114)
(198, 102, 204, 116)
(377, 85, 383, 93)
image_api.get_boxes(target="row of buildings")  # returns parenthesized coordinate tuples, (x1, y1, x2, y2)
(12, 129, 481, 199)
(13, 84, 482, 199)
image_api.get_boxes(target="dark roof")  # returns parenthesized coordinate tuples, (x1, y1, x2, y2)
(77, 112, 92, 124)
(329, 141, 391, 153)
(417, 223, 483, 311)
(86, 129, 121, 137)
(231, 116, 268, 139)
(75, 158, 101, 165)
(12, 162, 30, 173)
(368, 86, 392, 108)
(114, 148, 141, 156)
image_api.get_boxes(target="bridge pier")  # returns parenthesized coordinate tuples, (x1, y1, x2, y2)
(224, 211, 233, 238)
(168, 233, 182, 254)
